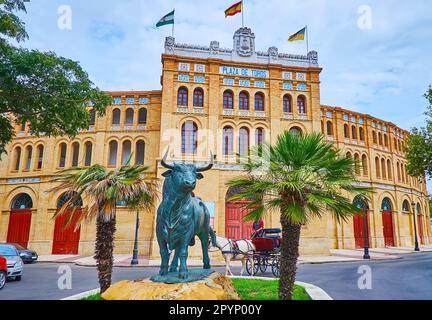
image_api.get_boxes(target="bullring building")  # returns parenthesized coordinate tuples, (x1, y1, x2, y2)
(0, 28, 430, 259)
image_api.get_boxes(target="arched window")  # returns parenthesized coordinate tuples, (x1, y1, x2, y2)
(182, 121, 198, 154)
(321, 121, 324, 134)
(297, 95, 306, 114)
(89, 109, 96, 126)
(24, 146, 32, 171)
(353, 196, 369, 210)
(396, 162, 401, 182)
(125, 108, 134, 125)
(283, 94, 292, 113)
(344, 124, 349, 139)
(59, 143, 67, 168)
(362, 155, 368, 176)
(384, 134, 388, 147)
(135, 140, 145, 165)
(401, 163, 405, 183)
(36, 145, 44, 170)
(122, 140, 132, 165)
(193, 88, 204, 107)
(351, 126, 357, 140)
(13, 147, 21, 171)
(354, 154, 360, 175)
(289, 127, 302, 135)
(387, 159, 392, 180)
(326, 121, 333, 136)
(177, 87, 188, 106)
(84, 142, 92, 167)
(372, 131, 377, 144)
(402, 200, 410, 213)
(222, 126, 233, 156)
(378, 132, 383, 146)
(254, 93, 264, 111)
(416, 203, 421, 215)
(71, 142, 80, 167)
(108, 141, 118, 166)
(239, 91, 249, 110)
(11, 193, 33, 209)
(57, 192, 83, 209)
(112, 108, 121, 125)
(394, 138, 397, 150)
(397, 140, 401, 152)
(138, 108, 147, 125)
(375, 157, 381, 178)
(381, 197, 393, 211)
(239, 127, 250, 156)
(359, 127, 365, 141)
(346, 152, 352, 159)
(255, 128, 264, 146)
(381, 158, 387, 179)
(223, 90, 234, 109)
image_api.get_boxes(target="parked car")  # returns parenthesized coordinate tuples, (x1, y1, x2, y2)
(6, 243, 38, 264)
(0, 244, 23, 281)
(0, 256, 6, 289)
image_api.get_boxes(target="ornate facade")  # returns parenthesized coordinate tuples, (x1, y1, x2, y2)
(0, 28, 430, 258)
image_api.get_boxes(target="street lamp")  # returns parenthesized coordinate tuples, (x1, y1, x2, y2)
(411, 201, 420, 252)
(131, 209, 140, 265)
(363, 208, 370, 259)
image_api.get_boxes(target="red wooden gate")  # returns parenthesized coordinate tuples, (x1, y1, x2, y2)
(52, 209, 81, 255)
(353, 211, 371, 249)
(225, 201, 253, 240)
(7, 209, 32, 248)
(382, 211, 395, 247)
(417, 215, 424, 245)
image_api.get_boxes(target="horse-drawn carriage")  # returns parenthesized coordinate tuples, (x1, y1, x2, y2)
(246, 228, 281, 277)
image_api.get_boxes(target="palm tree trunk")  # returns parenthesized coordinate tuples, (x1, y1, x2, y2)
(278, 214, 302, 300)
(94, 212, 116, 293)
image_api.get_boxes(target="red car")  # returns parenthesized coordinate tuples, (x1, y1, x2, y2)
(0, 256, 6, 290)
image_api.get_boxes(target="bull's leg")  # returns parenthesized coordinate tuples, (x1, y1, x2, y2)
(158, 238, 169, 276)
(198, 232, 211, 269)
(178, 243, 189, 279)
(169, 249, 180, 273)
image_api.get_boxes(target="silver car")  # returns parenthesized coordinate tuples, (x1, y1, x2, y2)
(0, 244, 23, 281)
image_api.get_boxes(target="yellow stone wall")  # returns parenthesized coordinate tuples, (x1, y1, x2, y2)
(0, 53, 430, 259)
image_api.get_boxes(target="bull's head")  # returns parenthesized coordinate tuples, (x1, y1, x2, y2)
(161, 150, 213, 192)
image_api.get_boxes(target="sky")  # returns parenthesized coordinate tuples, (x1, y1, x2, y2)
(13, 0, 432, 189)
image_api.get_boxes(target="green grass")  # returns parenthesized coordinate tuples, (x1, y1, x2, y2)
(81, 279, 311, 301)
(231, 278, 311, 300)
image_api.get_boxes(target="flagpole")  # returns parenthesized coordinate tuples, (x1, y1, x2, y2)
(242, 0, 244, 27)
(306, 25, 310, 66)
(172, 9, 175, 38)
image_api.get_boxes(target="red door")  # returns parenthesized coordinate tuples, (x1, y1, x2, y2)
(225, 201, 253, 240)
(7, 209, 32, 248)
(52, 209, 81, 255)
(417, 215, 424, 245)
(353, 211, 371, 249)
(382, 211, 395, 247)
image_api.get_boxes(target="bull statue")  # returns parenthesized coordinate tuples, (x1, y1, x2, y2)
(156, 150, 216, 280)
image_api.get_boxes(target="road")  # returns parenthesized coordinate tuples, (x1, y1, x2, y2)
(1, 252, 432, 300)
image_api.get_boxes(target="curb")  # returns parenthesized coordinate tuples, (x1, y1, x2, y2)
(229, 276, 333, 300)
(61, 288, 100, 300)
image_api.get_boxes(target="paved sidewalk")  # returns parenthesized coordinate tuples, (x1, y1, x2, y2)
(37, 245, 432, 267)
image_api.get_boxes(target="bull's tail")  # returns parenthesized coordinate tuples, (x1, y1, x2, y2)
(208, 226, 216, 247)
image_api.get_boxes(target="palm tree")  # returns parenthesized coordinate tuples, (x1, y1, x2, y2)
(50, 163, 158, 293)
(228, 131, 372, 300)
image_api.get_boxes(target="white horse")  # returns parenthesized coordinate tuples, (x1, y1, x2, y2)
(214, 235, 255, 276)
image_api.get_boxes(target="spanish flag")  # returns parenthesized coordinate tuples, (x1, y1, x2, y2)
(225, 1, 242, 17)
(288, 27, 306, 42)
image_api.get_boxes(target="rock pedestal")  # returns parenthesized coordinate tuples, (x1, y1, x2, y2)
(101, 272, 240, 300)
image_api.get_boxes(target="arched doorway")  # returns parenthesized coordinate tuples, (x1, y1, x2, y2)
(225, 187, 254, 240)
(353, 196, 371, 249)
(417, 203, 425, 245)
(381, 197, 395, 247)
(52, 192, 83, 255)
(7, 193, 33, 248)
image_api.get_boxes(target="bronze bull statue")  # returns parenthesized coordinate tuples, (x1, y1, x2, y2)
(156, 151, 216, 279)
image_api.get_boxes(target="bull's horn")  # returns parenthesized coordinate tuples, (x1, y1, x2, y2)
(161, 149, 174, 169)
(196, 152, 214, 172)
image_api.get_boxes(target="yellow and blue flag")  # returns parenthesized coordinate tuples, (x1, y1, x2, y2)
(288, 27, 306, 42)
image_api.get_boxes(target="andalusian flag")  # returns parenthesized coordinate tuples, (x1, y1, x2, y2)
(288, 27, 306, 42)
(225, 1, 242, 17)
(156, 10, 175, 28)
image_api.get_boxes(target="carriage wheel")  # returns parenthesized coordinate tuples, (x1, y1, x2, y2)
(259, 256, 268, 273)
(271, 255, 280, 278)
(246, 256, 260, 276)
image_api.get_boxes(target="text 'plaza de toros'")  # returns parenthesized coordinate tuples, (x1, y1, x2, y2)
(0, 28, 430, 259)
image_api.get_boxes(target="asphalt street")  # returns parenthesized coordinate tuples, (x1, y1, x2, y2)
(0, 252, 431, 300)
